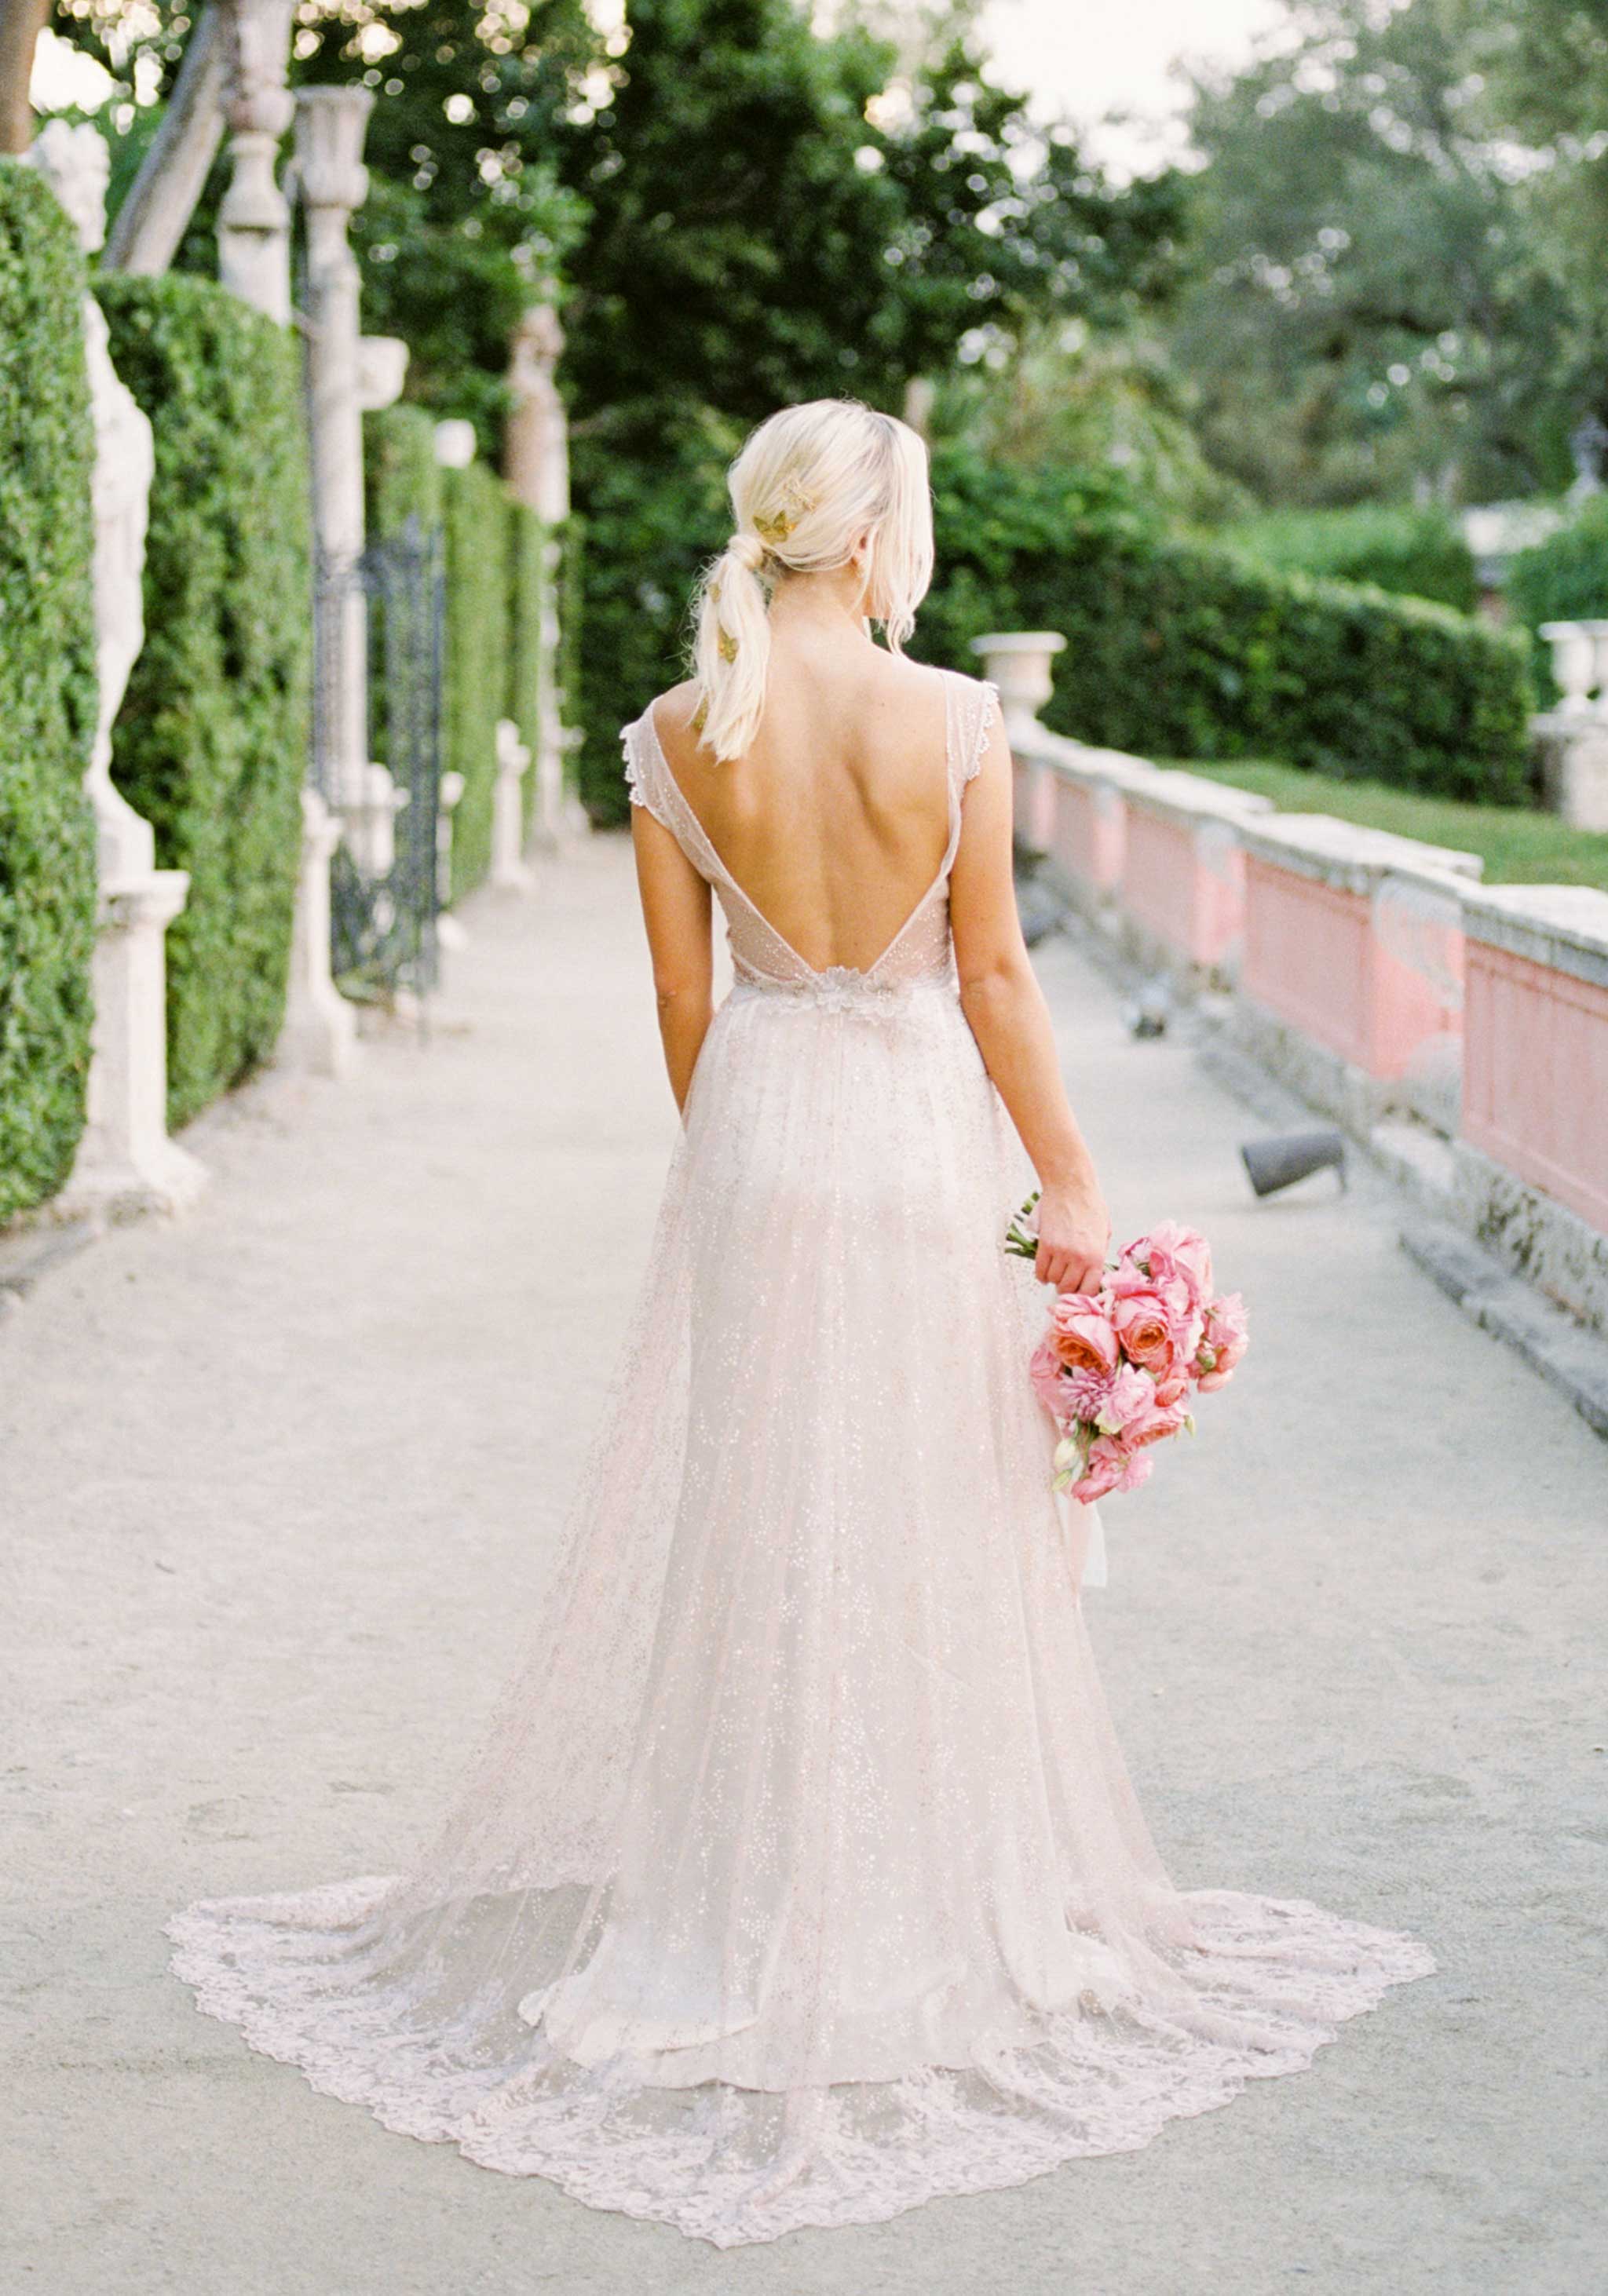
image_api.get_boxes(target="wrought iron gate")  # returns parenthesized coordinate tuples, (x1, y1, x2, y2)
(312, 517, 444, 998)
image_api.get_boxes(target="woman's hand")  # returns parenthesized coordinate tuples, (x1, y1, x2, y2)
(1033, 1178, 1111, 1296)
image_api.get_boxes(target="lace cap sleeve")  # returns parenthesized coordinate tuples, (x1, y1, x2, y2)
(620, 715, 676, 832)
(949, 673, 1000, 790)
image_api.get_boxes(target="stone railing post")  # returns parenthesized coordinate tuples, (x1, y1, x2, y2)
(27, 122, 206, 1216)
(215, 0, 294, 323)
(491, 718, 535, 893)
(436, 770, 468, 951)
(279, 789, 356, 1075)
(504, 300, 579, 849)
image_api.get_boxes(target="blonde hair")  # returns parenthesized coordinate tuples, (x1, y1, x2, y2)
(690, 399, 934, 761)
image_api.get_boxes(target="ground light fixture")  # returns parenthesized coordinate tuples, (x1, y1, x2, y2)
(1240, 1129, 1347, 1199)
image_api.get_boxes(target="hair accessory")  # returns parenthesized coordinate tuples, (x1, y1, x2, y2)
(752, 507, 795, 546)
(718, 629, 739, 663)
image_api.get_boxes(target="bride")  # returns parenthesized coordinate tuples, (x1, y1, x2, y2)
(169, 399, 1432, 2247)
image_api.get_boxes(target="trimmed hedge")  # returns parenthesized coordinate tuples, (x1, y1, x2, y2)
(1506, 496, 1608, 705)
(367, 402, 443, 541)
(441, 458, 510, 898)
(917, 450, 1534, 804)
(97, 272, 311, 1127)
(1220, 503, 1478, 613)
(0, 165, 98, 1221)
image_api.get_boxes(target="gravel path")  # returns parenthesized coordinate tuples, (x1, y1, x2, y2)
(3, 835, 1603, 2295)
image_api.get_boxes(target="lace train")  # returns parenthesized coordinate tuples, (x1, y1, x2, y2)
(168, 1880, 1432, 2246)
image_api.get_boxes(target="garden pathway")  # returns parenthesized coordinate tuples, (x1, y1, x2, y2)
(3, 834, 1604, 2296)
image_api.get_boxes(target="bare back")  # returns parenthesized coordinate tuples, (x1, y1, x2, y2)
(651, 633, 953, 976)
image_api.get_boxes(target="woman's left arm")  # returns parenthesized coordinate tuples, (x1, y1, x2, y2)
(631, 806, 714, 1115)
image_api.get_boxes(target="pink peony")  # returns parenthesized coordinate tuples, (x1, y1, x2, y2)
(1129, 1220, 1214, 1309)
(1050, 1292, 1120, 1376)
(1072, 1436, 1153, 1505)
(1109, 1288, 1179, 1376)
(1091, 1362, 1157, 1439)
(1029, 1335, 1073, 1422)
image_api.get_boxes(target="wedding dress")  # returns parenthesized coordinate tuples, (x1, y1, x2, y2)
(168, 670, 1433, 2246)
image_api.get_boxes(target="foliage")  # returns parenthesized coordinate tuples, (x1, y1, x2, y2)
(934, 323, 1248, 527)
(440, 458, 510, 896)
(97, 272, 311, 1127)
(1168, 0, 1580, 508)
(1506, 495, 1608, 637)
(570, 416, 737, 823)
(1220, 502, 1478, 611)
(0, 162, 97, 1220)
(913, 446, 1533, 803)
(1187, 757, 1608, 896)
(366, 401, 443, 540)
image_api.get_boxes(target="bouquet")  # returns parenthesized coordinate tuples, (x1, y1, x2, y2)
(1005, 1201, 1248, 1504)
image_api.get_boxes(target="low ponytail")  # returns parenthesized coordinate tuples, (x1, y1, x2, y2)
(685, 399, 934, 763)
(691, 531, 773, 763)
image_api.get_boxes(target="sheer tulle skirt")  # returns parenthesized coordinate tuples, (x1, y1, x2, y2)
(168, 975, 1433, 2246)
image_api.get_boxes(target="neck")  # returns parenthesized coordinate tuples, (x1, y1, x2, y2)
(767, 566, 873, 641)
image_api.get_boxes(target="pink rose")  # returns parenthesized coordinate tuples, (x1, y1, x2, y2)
(1109, 1288, 1177, 1376)
(1050, 1292, 1119, 1376)
(1121, 1395, 1191, 1450)
(1152, 1365, 1191, 1410)
(1193, 1291, 1248, 1389)
(1071, 1435, 1153, 1505)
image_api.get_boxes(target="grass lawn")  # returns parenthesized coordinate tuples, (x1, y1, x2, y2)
(1172, 758, 1608, 896)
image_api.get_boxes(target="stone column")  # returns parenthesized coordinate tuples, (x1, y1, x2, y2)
(27, 122, 206, 1216)
(295, 84, 398, 876)
(215, 0, 294, 323)
(504, 301, 579, 848)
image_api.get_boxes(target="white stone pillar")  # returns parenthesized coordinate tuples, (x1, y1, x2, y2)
(215, 0, 294, 323)
(504, 301, 579, 849)
(27, 122, 206, 1217)
(296, 84, 397, 874)
(491, 718, 534, 893)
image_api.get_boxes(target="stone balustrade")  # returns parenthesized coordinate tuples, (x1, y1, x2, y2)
(1459, 886, 1608, 1245)
(987, 626, 1608, 1338)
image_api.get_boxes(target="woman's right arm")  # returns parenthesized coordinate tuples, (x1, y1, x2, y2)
(950, 706, 1111, 1294)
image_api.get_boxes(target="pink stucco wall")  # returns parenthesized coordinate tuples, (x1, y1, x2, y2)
(1046, 775, 1124, 897)
(1464, 942, 1608, 1236)
(1122, 805, 1248, 971)
(1242, 856, 1461, 1079)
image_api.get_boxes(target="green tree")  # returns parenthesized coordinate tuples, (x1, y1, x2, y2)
(1169, 0, 1576, 506)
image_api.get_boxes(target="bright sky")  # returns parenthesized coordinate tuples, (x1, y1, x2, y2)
(973, 0, 1291, 171)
